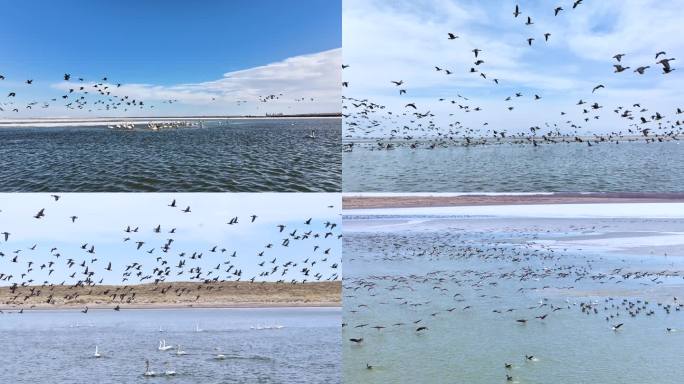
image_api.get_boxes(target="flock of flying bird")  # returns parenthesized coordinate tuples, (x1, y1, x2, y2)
(0, 195, 340, 312)
(343, 225, 683, 380)
(342, 1, 682, 150)
(0, 72, 318, 115)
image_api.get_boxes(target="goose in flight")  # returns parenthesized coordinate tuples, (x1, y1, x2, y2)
(634, 66, 650, 74)
(612, 323, 624, 331)
(613, 53, 626, 62)
(592, 84, 605, 93)
(391, 80, 404, 86)
(513, 4, 520, 17)
(554, 6, 563, 16)
(613, 64, 630, 73)
(447, 33, 458, 40)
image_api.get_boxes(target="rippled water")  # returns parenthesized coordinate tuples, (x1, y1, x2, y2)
(343, 215, 684, 384)
(0, 118, 340, 192)
(0, 307, 340, 384)
(343, 141, 684, 192)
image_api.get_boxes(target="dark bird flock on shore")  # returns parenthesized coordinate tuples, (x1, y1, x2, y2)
(342, 2, 681, 152)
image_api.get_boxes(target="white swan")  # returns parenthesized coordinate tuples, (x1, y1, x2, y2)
(305, 130, 316, 139)
(195, 323, 203, 332)
(214, 347, 226, 360)
(175, 345, 187, 356)
(143, 360, 156, 377)
(164, 362, 176, 376)
(158, 339, 173, 351)
(94, 345, 101, 358)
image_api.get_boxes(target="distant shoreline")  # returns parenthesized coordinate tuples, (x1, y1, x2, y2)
(0, 113, 341, 128)
(0, 281, 341, 311)
(343, 193, 684, 209)
(0, 303, 341, 312)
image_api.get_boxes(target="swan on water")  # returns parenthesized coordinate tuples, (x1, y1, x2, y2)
(158, 339, 173, 351)
(214, 347, 226, 360)
(175, 345, 187, 356)
(94, 345, 101, 358)
(164, 362, 176, 376)
(143, 359, 156, 377)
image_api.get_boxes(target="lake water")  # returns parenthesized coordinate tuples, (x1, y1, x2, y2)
(0, 307, 340, 383)
(0, 118, 340, 192)
(343, 213, 684, 384)
(342, 141, 684, 192)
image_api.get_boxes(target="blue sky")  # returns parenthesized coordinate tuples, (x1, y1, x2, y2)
(343, 0, 683, 135)
(0, 193, 341, 286)
(0, 0, 341, 117)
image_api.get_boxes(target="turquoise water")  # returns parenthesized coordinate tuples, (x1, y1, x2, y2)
(343, 215, 684, 383)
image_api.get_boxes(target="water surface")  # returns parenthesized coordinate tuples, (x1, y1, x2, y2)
(0, 118, 340, 192)
(0, 307, 340, 383)
(342, 141, 684, 192)
(343, 214, 684, 383)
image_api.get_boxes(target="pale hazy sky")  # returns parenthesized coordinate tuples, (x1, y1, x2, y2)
(0, 193, 341, 285)
(343, 0, 683, 135)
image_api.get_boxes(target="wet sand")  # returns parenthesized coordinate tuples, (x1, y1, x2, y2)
(343, 193, 684, 209)
(0, 281, 341, 310)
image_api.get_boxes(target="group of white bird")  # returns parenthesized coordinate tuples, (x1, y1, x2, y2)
(91, 323, 230, 377)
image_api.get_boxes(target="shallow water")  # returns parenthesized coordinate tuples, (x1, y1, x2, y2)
(343, 215, 684, 384)
(342, 141, 684, 192)
(0, 118, 340, 192)
(0, 307, 340, 384)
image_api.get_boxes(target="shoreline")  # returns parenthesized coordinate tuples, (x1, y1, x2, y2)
(0, 302, 341, 311)
(0, 281, 341, 311)
(0, 114, 341, 128)
(343, 193, 684, 209)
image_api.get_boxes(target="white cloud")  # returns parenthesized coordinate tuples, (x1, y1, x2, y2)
(42, 49, 341, 117)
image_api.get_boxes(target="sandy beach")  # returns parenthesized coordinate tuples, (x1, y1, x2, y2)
(0, 281, 341, 310)
(343, 193, 684, 209)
